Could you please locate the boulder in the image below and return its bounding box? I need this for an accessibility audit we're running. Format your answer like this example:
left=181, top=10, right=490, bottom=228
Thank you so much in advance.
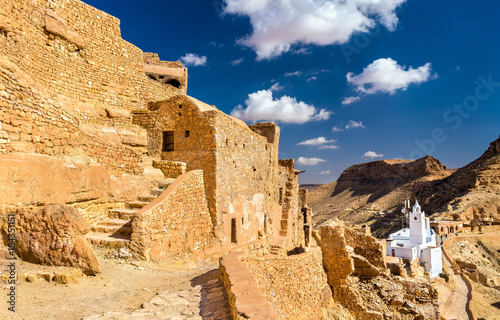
left=4, top=204, right=100, bottom=274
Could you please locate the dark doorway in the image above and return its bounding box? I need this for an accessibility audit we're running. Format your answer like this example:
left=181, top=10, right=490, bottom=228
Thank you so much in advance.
left=231, top=218, right=237, bottom=244
left=162, top=131, right=174, bottom=152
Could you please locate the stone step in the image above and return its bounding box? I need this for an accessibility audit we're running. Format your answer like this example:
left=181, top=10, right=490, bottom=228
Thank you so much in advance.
left=108, top=209, right=137, bottom=220
left=138, top=195, right=157, bottom=202
left=128, top=201, right=149, bottom=209
left=91, top=224, right=132, bottom=236
left=98, top=218, right=132, bottom=227
left=86, top=232, right=130, bottom=248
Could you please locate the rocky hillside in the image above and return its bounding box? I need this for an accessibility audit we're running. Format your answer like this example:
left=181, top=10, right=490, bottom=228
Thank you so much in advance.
left=309, top=156, right=450, bottom=234
left=415, top=134, right=500, bottom=222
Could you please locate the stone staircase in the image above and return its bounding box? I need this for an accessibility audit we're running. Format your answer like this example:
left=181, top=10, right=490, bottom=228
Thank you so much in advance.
left=86, top=183, right=170, bottom=249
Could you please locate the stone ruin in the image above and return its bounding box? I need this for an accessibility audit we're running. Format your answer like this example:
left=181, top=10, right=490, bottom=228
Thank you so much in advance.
left=0, top=0, right=440, bottom=318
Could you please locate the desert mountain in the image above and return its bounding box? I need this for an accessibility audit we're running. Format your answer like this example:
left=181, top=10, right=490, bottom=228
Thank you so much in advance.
left=309, top=155, right=451, bottom=234
left=415, top=134, right=500, bottom=223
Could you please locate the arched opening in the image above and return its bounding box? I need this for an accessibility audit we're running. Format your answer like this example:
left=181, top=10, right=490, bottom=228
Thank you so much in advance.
left=450, top=226, right=454, bottom=233
left=166, top=79, right=181, bottom=88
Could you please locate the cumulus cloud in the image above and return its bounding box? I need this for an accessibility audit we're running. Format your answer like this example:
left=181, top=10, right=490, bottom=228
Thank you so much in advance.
left=230, top=87, right=331, bottom=124
left=332, top=120, right=365, bottom=131
left=230, top=58, right=244, bottom=66
left=223, top=0, right=407, bottom=60
left=180, top=53, right=207, bottom=67
left=307, top=76, right=317, bottom=82
left=297, top=157, right=327, bottom=166
left=345, top=120, right=365, bottom=129
left=297, top=136, right=336, bottom=146
left=362, top=151, right=384, bottom=159
left=344, top=58, right=436, bottom=103
left=319, top=170, right=331, bottom=174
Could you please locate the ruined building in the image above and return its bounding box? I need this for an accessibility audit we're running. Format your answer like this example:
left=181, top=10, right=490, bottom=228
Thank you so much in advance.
left=0, top=0, right=311, bottom=261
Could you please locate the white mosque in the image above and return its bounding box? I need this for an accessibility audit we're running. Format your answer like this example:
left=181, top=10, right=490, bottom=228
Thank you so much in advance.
left=386, top=201, right=442, bottom=278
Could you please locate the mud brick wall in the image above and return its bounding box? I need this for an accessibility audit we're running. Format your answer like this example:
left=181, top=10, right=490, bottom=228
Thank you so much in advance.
left=276, top=161, right=306, bottom=250
left=0, top=67, right=142, bottom=176
left=0, top=0, right=184, bottom=128
left=130, top=170, right=216, bottom=261
left=242, top=248, right=330, bottom=320
left=145, top=95, right=284, bottom=250
left=152, top=160, right=186, bottom=179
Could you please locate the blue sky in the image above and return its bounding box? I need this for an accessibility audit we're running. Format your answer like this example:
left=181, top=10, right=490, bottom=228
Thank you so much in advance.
left=85, top=0, right=500, bottom=184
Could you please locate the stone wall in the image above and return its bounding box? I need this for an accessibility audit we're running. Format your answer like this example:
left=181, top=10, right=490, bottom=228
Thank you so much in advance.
left=152, top=160, right=187, bottom=179
left=0, top=65, right=143, bottom=176
left=219, top=252, right=279, bottom=320
left=242, top=248, right=331, bottom=320
left=130, top=170, right=217, bottom=261
left=0, top=0, right=184, bottom=128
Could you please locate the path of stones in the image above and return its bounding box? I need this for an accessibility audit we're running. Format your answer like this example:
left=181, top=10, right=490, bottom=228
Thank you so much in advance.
left=84, top=270, right=232, bottom=320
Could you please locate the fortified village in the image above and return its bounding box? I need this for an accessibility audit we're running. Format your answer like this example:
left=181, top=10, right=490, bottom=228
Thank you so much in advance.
left=0, top=1, right=447, bottom=319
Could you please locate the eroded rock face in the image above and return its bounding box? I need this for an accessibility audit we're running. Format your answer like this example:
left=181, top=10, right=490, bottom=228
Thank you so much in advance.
left=319, top=223, right=440, bottom=320
left=416, top=134, right=500, bottom=222
left=308, top=156, right=450, bottom=230
left=0, top=153, right=151, bottom=206
left=3, top=204, right=100, bottom=275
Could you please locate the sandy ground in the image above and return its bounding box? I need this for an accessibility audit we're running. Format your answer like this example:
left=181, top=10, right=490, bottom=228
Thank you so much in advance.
left=0, top=248, right=218, bottom=320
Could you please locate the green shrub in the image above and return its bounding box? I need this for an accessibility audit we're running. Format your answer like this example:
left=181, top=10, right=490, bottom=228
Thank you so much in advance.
left=439, top=272, right=450, bottom=282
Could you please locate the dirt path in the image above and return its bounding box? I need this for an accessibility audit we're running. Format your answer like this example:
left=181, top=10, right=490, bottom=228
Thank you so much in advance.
left=436, top=238, right=470, bottom=320
left=0, top=250, right=223, bottom=320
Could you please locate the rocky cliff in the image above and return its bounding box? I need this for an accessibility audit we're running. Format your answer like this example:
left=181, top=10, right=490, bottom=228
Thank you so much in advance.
left=415, top=134, right=500, bottom=222
left=309, top=156, right=450, bottom=235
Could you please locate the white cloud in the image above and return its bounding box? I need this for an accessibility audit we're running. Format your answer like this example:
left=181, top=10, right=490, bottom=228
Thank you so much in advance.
left=319, top=170, right=331, bottom=175
left=180, top=53, right=207, bottom=67
left=345, top=58, right=436, bottom=101
left=341, top=96, right=362, bottom=105
left=223, top=0, right=407, bottom=60
left=307, top=76, right=317, bottom=82
left=297, top=136, right=336, bottom=146
left=285, top=70, right=302, bottom=77
left=362, top=151, right=384, bottom=159
left=297, top=157, right=326, bottom=166
left=270, top=82, right=284, bottom=91
left=345, top=120, right=365, bottom=129
left=332, top=120, right=365, bottom=131
left=319, top=145, right=339, bottom=150
left=230, top=58, right=244, bottom=66
left=230, top=88, right=331, bottom=124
